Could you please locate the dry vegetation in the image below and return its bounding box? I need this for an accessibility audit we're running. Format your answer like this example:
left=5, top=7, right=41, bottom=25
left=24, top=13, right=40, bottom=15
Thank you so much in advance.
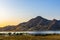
left=0, top=35, right=60, bottom=40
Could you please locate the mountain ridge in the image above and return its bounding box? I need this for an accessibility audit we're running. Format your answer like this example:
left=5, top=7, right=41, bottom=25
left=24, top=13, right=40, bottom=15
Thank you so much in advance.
left=0, top=16, right=60, bottom=31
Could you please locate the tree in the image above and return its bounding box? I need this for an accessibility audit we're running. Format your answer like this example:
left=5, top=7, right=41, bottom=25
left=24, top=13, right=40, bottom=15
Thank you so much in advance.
left=8, top=33, right=11, bottom=35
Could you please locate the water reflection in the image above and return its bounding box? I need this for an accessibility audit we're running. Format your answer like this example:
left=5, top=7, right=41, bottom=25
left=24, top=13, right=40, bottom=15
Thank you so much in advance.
left=0, top=31, right=60, bottom=34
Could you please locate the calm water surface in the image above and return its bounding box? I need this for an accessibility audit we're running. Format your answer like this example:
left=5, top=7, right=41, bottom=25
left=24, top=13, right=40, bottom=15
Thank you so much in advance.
left=0, top=31, right=60, bottom=34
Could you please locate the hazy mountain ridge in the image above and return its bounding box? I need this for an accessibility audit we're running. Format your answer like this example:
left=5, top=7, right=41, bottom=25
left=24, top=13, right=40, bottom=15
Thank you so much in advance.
left=0, top=16, right=60, bottom=31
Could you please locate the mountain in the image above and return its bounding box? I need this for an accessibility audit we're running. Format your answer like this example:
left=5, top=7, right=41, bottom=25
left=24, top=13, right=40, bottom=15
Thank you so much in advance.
left=16, top=16, right=50, bottom=31
left=0, top=25, right=16, bottom=31
left=0, top=16, right=60, bottom=31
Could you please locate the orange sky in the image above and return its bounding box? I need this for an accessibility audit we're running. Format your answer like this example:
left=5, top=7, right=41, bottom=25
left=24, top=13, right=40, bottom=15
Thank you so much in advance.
left=0, top=18, right=29, bottom=27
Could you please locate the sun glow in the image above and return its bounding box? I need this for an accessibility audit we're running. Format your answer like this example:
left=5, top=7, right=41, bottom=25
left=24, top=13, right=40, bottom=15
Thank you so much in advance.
left=0, top=16, right=28, bottom=27
left=0, top=21, right=17, bottom=27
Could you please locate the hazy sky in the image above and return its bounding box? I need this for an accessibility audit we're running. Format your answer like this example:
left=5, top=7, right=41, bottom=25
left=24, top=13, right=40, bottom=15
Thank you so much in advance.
left=0, top=0, right=60, bottom=27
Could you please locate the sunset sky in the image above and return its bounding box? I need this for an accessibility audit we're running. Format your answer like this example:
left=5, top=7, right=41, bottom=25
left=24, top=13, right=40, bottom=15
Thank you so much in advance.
left=0, top=0, right=60, bottom=27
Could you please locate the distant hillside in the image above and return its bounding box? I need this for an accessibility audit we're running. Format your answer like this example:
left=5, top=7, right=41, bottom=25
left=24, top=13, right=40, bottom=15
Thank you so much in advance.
left=0, top=16, right=60, bottom=31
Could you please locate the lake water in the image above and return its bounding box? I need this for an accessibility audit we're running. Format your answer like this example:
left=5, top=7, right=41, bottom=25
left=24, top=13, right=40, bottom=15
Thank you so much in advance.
left=0, top=31, right=60, bottom=34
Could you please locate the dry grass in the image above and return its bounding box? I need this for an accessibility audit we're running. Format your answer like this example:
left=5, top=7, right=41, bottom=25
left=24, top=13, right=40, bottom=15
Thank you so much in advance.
left=0, top=35, right=60, bottom=40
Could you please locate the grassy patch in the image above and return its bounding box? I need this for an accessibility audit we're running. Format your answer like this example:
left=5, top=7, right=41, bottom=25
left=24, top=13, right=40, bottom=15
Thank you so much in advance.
left=0, top=35, right=60, bottom=40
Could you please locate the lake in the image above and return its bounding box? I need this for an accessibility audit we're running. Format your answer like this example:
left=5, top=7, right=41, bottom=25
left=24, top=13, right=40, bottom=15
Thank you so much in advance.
left=0, top=31, right=60, bottom=34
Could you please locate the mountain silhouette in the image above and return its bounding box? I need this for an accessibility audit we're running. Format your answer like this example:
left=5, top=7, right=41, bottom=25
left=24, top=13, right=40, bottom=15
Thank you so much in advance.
left=0, top=16, right=60, bottom=31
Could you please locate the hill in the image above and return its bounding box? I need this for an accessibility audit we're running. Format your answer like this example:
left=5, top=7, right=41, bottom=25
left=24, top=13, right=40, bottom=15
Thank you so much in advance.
left=0, top=16, right=60, bottom=31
